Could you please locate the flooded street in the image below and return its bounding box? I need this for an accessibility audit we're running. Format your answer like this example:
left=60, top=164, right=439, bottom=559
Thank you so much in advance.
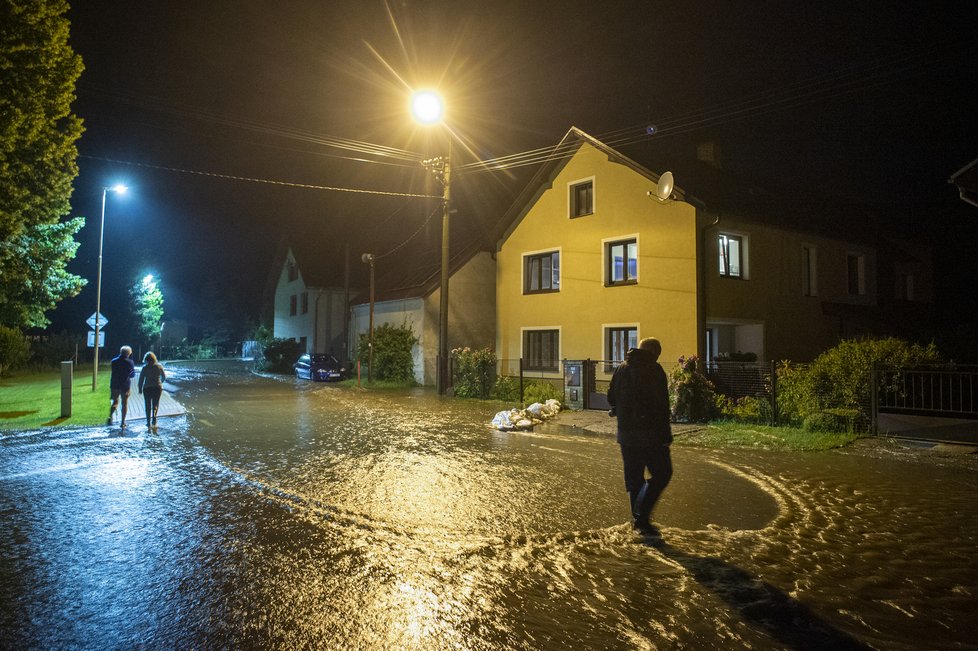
left=2, top=362, right=976, bottom=649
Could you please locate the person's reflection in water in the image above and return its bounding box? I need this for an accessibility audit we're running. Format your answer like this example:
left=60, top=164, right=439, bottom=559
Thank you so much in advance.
left=646, top=537, right=874, bottom=650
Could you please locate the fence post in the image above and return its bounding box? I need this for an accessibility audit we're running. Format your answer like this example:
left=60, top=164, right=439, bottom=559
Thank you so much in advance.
left=770, top=359, right=779, bottom=426
left=870, top=362, right=878, bottom=436
left=519, top=357, right=525, bottom=407
left=60, top=361, right=73, bottom=418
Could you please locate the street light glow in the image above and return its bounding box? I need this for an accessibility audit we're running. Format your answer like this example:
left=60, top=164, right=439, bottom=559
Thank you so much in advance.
left=411, top=90, right=444, bottom=125
left=110, top=184, right=128, bottom=194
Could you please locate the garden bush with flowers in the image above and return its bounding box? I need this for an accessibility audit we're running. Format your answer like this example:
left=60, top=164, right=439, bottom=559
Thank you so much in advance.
left=668, top=355, right=718, bottom=423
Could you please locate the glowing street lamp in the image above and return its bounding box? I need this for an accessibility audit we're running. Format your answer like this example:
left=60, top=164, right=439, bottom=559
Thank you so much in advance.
left=411, top=90, right=451, bottom=394
left=92, top=184, right=127, bottom=391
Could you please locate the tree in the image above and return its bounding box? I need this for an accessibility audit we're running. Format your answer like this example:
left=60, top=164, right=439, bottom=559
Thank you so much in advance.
left=0, top=1, right=86, bottom=328
left=130, top=274, right=164, bottom=348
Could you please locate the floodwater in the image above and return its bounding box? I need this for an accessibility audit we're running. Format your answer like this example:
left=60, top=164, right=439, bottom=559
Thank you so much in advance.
left=1, top=362, right=976, bottom=649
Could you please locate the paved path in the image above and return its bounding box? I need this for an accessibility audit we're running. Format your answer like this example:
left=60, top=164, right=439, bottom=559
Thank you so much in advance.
left=111, top=385, right=185, bottom=425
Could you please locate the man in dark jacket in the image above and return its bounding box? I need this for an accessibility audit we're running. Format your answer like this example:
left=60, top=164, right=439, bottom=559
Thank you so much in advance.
left=107, top=345, right=135, bottom=428
left=606, top=337, right=673, bottom=536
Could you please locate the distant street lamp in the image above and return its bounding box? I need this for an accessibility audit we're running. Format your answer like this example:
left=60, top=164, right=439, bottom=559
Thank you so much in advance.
left=361, top=253, right=375, bottom=382
left=92, top=184, right=127, bottom=391
left=411, top=90, right=451, bottom=395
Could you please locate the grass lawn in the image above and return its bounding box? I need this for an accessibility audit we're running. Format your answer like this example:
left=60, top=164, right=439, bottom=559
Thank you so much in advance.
left=0, top=368, right=113, bottom=432
left=677, top=420, right=864, bottom=451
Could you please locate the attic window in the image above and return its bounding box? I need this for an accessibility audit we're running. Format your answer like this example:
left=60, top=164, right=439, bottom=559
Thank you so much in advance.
left=569, top=179, right=594, bottom=218
left=287, top=261, right=298, bottom=282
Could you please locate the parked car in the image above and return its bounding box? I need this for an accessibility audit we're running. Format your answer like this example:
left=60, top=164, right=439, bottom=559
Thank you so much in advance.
left=293, top=353, right=345, bottom=382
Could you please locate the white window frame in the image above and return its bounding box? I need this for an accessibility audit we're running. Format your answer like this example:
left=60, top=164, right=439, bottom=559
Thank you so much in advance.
left=603, top=323, right=639, bottom=372
left=568, top=176, right=595, bottom=218
left=718, top=231, right=750, bottom=279
left=602, top=234, right=640, bottom=286
left=522, top=247, right=562, bottom=294
left=521, top=326, right=562, bottom=373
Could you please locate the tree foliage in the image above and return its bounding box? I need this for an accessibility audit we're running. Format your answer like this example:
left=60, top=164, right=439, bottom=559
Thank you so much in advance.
left=0, top=324, right=31, bottom=375
left=0, top=0, right=86, bottom=328
left=668, top=355, right=718, bottom=423
left=451, top=346, right=497, bottom=399
left=776, top=337, right=943, bottom=428
left=356, top=323, right=418, bottom=383
left=129, top=275, right=164, bottom=347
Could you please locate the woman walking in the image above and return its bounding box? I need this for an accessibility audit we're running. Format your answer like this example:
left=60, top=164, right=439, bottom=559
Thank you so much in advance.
left=137, top=352, right=166, bottom=429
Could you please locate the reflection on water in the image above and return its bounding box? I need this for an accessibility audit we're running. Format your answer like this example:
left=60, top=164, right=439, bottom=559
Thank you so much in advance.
left=1, top=361, right=976, bottom=649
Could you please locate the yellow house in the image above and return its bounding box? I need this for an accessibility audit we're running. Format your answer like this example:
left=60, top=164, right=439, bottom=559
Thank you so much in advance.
left=495, top=128, right=932, bottom=397
left=495, top=128, right=700, bottom=379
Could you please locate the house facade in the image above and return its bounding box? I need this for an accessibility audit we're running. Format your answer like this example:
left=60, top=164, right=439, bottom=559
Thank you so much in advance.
left=495, top=134, right=700, bottom=374
left=273, top=247, right=349, bottom=358
left=349, top=249, right=496, bottom=385
left=495, top=128, right=932, bottom=378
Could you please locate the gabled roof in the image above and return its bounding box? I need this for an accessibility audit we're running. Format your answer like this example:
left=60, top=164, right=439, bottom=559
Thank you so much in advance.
left=950, top=157, right=978, bottom=209
left=496, top=127, right=686, bottom=248
left=357, top=238, right=487, bottom=304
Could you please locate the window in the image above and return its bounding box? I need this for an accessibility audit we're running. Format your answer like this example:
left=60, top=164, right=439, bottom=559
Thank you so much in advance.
left=718, top=234, right=743, bottom=278
left=524, top=251, right=560, bottom=293
left=606, top=239, right=638, bottom=285
left=801, top=245, right=817, bottom=296
left=898, top=273, right=915, bottom=301
left=606, top=327, right=637, bottom=370
left=289, top=294, right=297, bottom=316
left=569, top=179, right=593, bottom=218
left=847, top=254, right=866, bottom=295
left=523, top=329, right=559, bottom=372
left=287, top=261, right=298, bottom=282
left=301, top=291, right=309, bottom=314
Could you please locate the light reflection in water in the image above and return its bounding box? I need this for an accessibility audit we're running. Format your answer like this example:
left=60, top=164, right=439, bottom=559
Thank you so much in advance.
left=1, top=362, right=976, bottom=649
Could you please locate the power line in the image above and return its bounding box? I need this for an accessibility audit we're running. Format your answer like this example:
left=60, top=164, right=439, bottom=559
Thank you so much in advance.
left=80, top=154, right=442, bottom=200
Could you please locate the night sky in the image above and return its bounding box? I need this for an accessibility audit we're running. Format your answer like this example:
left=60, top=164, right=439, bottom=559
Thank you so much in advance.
left=52, top=1, right=978, bottom=345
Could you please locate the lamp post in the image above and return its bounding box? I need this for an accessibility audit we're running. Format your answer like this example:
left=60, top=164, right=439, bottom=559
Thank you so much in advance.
left=361, top=253, right=375, bottom=382
left=411, top=90, right=451, bottom=395
left=92, top=184, right=127, bottom=391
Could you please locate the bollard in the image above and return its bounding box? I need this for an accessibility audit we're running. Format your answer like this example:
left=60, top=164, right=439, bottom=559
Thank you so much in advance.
left=60, top=361, right=73, bottom=418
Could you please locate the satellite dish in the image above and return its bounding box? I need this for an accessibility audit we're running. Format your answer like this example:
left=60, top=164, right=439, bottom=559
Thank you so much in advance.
left=655, top=171, right=674, bottom=201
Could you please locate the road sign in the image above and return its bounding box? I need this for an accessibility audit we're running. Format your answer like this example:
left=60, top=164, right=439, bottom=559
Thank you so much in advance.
left=87, top=330, right=105, bottom=348
left=86, top=312, right=108, bottom=329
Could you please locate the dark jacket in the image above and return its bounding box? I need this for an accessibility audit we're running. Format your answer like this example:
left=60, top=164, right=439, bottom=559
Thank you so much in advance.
left=109, top=355, right=135, bottom=391
left=607, top=348, right=672, bottom=446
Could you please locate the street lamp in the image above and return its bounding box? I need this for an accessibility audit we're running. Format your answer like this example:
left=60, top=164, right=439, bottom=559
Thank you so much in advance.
left=92, top=184, right=127, bottom=391
left=361, top=253, right=375, bottom=382
left=411, top=90, right=451, bottom=395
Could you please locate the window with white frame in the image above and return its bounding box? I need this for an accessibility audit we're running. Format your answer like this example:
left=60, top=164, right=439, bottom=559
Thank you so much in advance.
left=524, top=250, right=560, bottom=293
left=847, top=253, right=866, bottom=295
left=289, top=294, right=297, bottom=316
left=606, top=326, right=637, bottom=370
left=301, top=291, right=309, bottom=314
left=718, top=233, right=744, bottom=278
left=801, top=245, right=818, bottom=296
left=523, top=329, right=559, bottom=371
left=606, top=238, right=638, bottom=285
left=569, top=179, right=594, bottom=218
left=287, top=261, right=298, bottom=282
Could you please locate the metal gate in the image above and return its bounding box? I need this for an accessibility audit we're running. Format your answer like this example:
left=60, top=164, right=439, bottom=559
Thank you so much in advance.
left=873, top=365, right=978, bottom=444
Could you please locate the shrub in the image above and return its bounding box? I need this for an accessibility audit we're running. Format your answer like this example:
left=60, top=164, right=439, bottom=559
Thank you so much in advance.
left=777, top=337, right=942, bottom=428
left=0, top=325, right=31, bottom=376
left=452, top=346, right=497, bottom=399
left=356, top=323, right=418, bottom=383
left=668, top=355, right=717, bottom=422
left=716, top=394, right=770, bottom=423
left=259, top=337, right=303, bottom=374
left=491, top=375, right=522, bottom=402
left=31, top=331, right=81, bottom=367
left=523, top=380, right=561, bottom=405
